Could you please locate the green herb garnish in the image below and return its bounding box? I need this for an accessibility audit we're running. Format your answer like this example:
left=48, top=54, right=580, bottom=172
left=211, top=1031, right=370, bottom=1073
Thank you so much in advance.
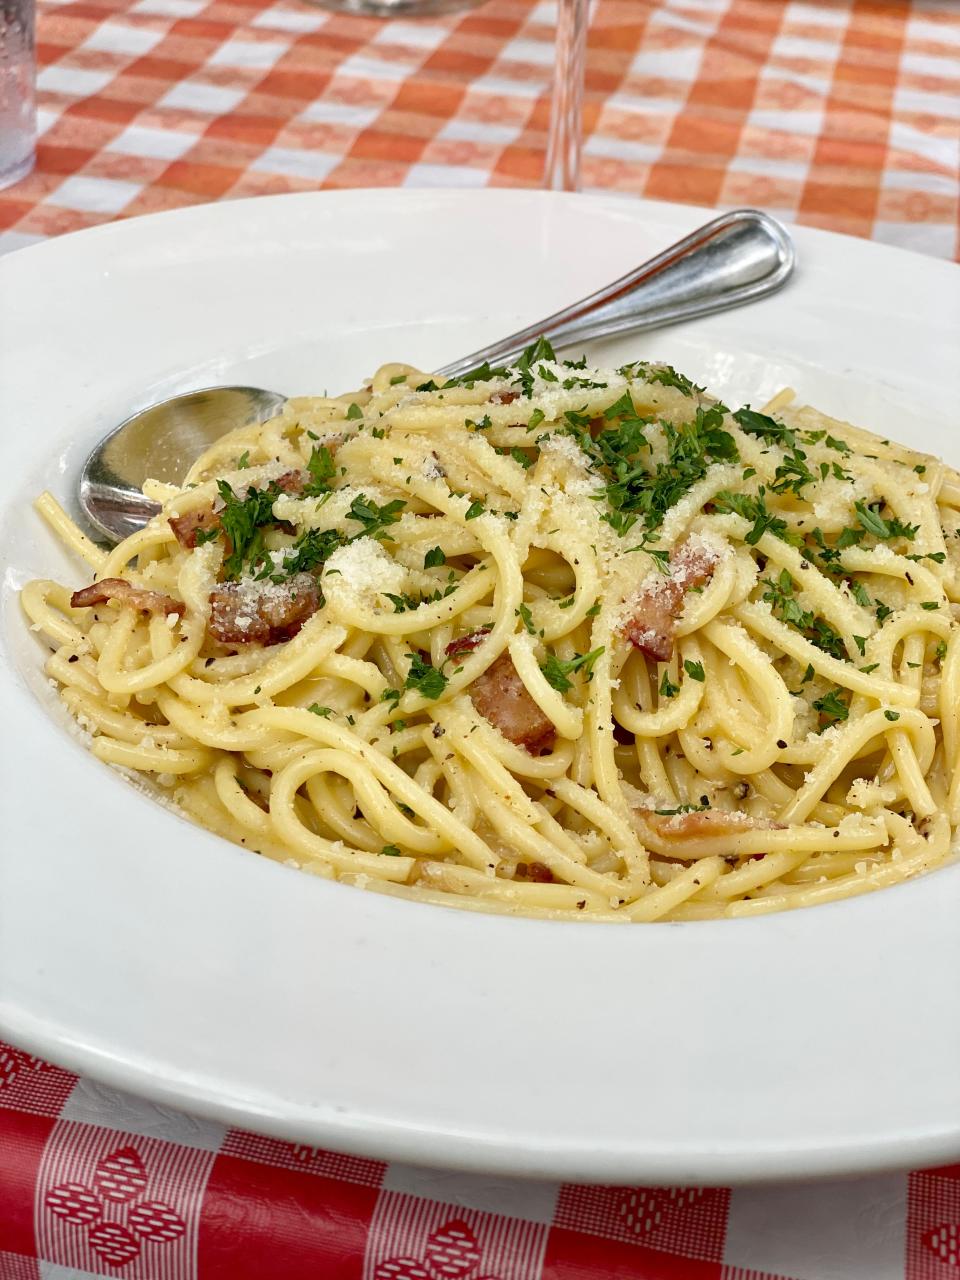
left=517, top=603, right=536, bottom=634
left=540, top=646, right=605, bottom=693
left=812, top=688, right=849, bottom=728
left=404, top=652, right=448, bottom=700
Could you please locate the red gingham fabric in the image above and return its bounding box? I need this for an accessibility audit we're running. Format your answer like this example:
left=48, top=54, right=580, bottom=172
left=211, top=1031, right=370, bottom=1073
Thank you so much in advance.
left=0, top=0, right=958, bottom=258
left=1, top=1039, right=958, bottom=1278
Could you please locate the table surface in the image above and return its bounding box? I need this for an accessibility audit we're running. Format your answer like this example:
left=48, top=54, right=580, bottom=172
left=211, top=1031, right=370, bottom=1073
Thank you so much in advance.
left=1, top=1035, right=959, bottom=1279
left=2, top=0, right=959, bottom=1275
left=0, top=0, right=957, bottom=259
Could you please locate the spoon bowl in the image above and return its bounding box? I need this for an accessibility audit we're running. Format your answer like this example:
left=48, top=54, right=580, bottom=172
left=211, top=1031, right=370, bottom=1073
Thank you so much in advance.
left=78, top=208, right=795, bottom=546
left=79, top=386, right=287, bottom=543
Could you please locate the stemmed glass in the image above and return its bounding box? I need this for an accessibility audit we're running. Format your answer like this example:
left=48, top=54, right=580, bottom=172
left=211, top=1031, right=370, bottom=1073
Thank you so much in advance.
left=543, top=0, right=588, bottom=192
left=308, top=0, right=589, bottom=192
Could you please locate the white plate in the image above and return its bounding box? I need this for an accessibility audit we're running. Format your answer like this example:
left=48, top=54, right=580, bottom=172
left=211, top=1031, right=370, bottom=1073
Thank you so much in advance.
left=1, top=190, right=959, bottom=1184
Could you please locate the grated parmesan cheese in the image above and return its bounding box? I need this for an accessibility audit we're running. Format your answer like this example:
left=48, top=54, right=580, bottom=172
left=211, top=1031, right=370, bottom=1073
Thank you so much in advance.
left=322, top=536, right=407, bottom=606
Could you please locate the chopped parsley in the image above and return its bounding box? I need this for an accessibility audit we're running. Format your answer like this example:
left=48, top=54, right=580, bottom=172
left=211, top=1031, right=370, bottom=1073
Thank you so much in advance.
left=346, top=402, right=363, bottom=420
left=383, top=592, right=417, bottom=613
left=825, top=434, right=851, bottom=454
left=760, top=569, right=846, bottom=659
left=513, top=336, right=558, bottom=397
left=540, top=646, right=604, bottom=693
left=404, top=652, right=447, bottom=700
left=307, top=704, right=333, bottom=717
left=464, top=500, right=485, bottom=520
left=658, top=671, right=680, bottom=699
left=683, top=659, right=705, bottom=682
left=517, top=603, right=537, bottom=634
left=653, top=802, right=710, bottom=815
left=638, top=363, right=698, bottom=395
left=303, top=443, right=336, bottom=496
left=424, top=546, right=446, bottom=569
left=714, top=488, right=798, bottom=546
left=733, top=406, right=795, bottom=446
left=283, top=527, right=344, bottom=576
left=572, top=403, right=738, bottom=540
left=236, top=450, right=250, bottom=469
left=215, top=478, right=287, bottom=580
left=854, top=501, right=918, bottom=542
left=812, top=688, right=850, bottom=728
left=381, top=844, right=402, bottom=857
left=347, top=495, right=406, bottom=540
left=884, top=710, right=900, bottom=722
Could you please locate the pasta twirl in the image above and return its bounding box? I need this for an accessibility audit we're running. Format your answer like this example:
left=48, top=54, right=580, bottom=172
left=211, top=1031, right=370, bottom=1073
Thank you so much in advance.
left=22, top=344, right=960, bottom=921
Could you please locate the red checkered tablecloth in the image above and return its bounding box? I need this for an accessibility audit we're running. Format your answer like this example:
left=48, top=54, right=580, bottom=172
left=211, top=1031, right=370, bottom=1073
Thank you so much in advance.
left=2, top=0, right=960, bottom=1274
left=1, top=1038, right=959, bottom=1278
left=0, top=0, right=957, bottom=256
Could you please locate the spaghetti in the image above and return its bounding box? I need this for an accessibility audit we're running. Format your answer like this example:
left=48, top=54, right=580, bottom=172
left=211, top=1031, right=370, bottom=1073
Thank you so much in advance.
left=22, top=341, right=960, bottom=921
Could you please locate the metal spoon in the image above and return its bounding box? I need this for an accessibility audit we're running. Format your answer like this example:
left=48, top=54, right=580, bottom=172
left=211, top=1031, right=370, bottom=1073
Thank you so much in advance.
left=79, top=207, right=795, bottom=544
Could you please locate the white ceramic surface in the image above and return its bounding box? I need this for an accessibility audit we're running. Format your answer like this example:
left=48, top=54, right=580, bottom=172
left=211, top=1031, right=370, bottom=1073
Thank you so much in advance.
left=1, top=190, right=958, bottom=1183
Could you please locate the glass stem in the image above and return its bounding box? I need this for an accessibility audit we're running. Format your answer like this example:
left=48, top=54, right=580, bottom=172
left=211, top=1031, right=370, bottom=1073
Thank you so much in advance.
left=544, top=0, right=588, bottom=192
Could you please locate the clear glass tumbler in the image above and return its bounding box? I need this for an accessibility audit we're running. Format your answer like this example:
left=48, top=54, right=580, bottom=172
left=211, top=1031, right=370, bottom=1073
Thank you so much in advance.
left=0, top=0, right=36, bottom=190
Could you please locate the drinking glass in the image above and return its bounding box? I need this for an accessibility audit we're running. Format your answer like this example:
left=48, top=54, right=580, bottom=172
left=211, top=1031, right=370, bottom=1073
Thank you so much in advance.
left=544, top=0, right=587, bottom=192
left=0, top=0, right=35, bottom=189
left=314, top=0, right=483, bottom=15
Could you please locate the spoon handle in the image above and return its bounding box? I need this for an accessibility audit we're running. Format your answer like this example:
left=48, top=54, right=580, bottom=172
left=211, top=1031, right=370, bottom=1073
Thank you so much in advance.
left=434, top=208, right=795, bottom=380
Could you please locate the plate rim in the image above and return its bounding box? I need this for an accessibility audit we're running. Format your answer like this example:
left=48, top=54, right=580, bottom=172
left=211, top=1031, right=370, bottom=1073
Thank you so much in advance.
left=2, top=187, right=959, bottom=1183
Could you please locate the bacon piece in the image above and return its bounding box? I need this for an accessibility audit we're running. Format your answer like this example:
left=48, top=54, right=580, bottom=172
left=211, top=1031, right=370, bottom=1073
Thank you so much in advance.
left=491, top=390, right=519, bottom=405
left=169, top=471, right=308, bottom=550
left=623, top=538, right=719, bottom=662
left=274, top=470, right=306, bottom=495
left=470, top=652, right=555, bottom=755
left=169, top=505, right=219, bottom=549
left=632, top=806, right=784, bottom=854
left=445, top=628, right=492, bottom=659
left=70, top=578, right=185, bottom=617
left=513, top=860, right=555, bottom=883
left=208, top=573, right=320, bottom=646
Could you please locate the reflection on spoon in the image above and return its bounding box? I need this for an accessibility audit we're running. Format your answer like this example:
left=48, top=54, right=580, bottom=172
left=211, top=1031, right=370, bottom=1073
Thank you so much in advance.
left=80, top=387, right=288, bottom=544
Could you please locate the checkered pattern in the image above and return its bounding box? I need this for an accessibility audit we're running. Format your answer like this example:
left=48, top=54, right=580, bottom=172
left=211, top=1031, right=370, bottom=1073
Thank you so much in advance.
left=0, top=0, right=957, bottom=258
left=0, top=1041, right=957, bottom=1279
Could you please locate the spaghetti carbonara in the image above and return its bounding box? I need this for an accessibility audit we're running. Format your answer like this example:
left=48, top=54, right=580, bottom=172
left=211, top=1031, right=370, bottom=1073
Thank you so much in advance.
left=22, top=340, right=960, bottom=921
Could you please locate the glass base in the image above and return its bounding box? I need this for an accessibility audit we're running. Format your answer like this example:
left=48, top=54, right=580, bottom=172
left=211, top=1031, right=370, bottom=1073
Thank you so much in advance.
left=0, top=148, right=35, bottom=193
left=306, top=0, right=484, bottom=14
